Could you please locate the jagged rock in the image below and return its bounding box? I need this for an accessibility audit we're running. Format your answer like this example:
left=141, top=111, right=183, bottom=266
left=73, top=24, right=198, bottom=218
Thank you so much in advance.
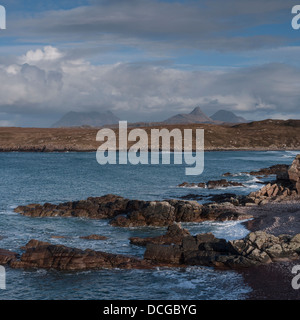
left=11, top=240, right=153, bottom=271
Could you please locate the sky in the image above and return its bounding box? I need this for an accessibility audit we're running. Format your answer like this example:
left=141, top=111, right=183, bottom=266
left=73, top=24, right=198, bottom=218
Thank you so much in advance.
left=0, top=0, right=300, bottom=127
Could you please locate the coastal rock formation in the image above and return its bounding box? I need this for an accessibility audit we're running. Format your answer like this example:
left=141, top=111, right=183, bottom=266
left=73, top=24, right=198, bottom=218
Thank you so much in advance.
left=245, top=155, right=300, bottom=205
left=244, top=164, right=290, bottom=177
left=178, top=179, right=244, bottom=189
left=14, top=194, right=129, bottom=219
left=247, top=183, right=298, bottom=205
left=15, top=195, right=249, bottom=227
left=144, top=225, right=300, bottom=268
left=10, top=239, right=152, bottom=271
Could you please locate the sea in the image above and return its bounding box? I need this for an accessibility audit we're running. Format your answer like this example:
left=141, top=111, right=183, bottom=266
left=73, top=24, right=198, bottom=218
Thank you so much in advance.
left=0, top=150, right=299, bottom=300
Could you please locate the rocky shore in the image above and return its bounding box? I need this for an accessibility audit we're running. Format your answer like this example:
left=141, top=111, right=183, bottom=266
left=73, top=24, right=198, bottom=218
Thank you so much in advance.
left=0, top=154, right=299, bottom=299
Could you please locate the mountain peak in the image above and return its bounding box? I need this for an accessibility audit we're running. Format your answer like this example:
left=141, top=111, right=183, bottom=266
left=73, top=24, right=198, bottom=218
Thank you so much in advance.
left=164, top=106, right=213, bottom=124
left=190, top=106, right=205, bottom=115
left=52, top=110, right=119, bottom=128
left=210, top=110, right=247, bottom=123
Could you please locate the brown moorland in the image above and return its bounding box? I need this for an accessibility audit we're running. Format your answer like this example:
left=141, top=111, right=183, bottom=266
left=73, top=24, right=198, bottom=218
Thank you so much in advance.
left=0, top=119, right=299, bottom=152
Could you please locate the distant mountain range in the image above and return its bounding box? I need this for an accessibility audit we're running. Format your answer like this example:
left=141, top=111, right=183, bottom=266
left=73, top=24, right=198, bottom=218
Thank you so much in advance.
left=52, top=107, right=248, bottom=128
left=164, top=107, right=248, bottom=125
left=164, top=107, right=214, bottom=124
left=52, top=111, right=120, bottom=128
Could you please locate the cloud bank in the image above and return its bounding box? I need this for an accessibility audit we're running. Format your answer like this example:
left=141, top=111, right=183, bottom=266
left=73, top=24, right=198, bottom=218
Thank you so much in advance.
left=0, top=46, right=299, bottom=126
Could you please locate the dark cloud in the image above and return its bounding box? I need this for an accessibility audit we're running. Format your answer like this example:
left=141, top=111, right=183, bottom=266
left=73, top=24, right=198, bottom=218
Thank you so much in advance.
left=3, top=0, right=296, bottom=52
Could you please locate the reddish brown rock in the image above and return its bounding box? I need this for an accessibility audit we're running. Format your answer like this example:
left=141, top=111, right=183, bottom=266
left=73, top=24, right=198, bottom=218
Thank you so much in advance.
left=11, top=240, right=153, bottom=271
left=80, top=234, right=108, bottom=240
left=0, top=248, right=19, bottom=265
left=130, top=223, right=190, bottom=246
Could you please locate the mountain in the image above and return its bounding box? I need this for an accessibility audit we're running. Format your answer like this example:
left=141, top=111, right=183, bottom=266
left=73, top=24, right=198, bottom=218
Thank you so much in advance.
left=52, top=111, right=120, bottom=128
left=210, top=110, right=247, bottom=123
left=164, top=107, right=214, bottom=124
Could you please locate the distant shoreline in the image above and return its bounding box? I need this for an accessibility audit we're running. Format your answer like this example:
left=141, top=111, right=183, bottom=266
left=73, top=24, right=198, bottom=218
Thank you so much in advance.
left=0, top=147, right=300, bottom=153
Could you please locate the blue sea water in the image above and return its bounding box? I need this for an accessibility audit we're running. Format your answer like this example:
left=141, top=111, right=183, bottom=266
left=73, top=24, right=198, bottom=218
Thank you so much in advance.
left=0, top=150, right=299, bottom=300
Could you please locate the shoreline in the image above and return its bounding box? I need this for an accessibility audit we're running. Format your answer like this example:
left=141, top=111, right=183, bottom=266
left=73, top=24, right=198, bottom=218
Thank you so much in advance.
left=0, top=148, right=300, bottom=153
left=237, top=201, right=300, bottom=300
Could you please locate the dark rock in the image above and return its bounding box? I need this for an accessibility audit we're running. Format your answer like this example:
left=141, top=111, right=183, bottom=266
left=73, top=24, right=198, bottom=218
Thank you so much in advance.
left=14, top=194, right=129, bottom=219
left=245, top=164, right=290, bottom=177
left=177, top=180, right=244, bottom=189
left=206, top=179, right=244, bottom=189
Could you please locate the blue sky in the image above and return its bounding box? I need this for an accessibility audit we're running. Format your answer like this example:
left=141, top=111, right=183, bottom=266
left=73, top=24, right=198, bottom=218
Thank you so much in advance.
left=0, top=0, right=300, bottom=126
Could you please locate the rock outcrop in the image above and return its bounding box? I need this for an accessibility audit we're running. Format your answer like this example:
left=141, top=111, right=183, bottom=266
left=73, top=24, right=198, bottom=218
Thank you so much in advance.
left=144, top=225, right=300, bottom=268
left=245, top=155, right=300, bottom=205
left=15, top=195, right=249, bottom=227
left=14, top=194, right=129, bottom=219
left=178, top=179, right=244, bottom=189
left=10, top=240, right=152, bottom=271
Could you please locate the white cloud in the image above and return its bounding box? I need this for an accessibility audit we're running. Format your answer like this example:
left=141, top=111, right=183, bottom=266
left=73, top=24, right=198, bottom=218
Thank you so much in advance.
left=0, top=46, right=300, bottom=125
